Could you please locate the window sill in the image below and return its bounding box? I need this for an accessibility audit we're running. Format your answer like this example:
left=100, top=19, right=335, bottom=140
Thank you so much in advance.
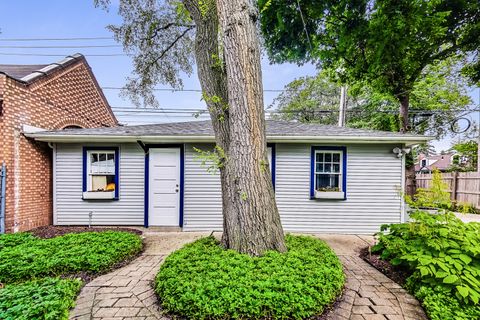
left=313, top=191, right=345, bottom=200
left=82, top=191, right=117, bottom=200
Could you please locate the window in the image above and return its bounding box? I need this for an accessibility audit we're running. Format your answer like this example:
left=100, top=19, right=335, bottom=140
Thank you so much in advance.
left=311, top=147, right=346, bottom=200
left=420, top=159, right=427, bottom=167
left=83, top=147, right=119, bottom=200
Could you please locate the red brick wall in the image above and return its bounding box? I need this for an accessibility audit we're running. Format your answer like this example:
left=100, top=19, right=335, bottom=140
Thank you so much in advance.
left=0, top=60, right=117, bottom=232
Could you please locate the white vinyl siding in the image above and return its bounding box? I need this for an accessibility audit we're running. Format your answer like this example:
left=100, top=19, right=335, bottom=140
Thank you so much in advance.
left=183, top=143, right=402, bottom=234
left=183, top=144, right=223, bottom=230
left=54, top=143, right=144, bottom=225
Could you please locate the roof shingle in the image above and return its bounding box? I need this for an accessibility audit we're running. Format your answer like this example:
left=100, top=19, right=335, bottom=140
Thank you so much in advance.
left=38, top=119, right=427, bottom=139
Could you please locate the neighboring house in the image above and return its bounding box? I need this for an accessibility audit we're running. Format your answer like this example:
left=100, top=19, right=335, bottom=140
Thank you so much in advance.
left=26, top=120, right=429, bottom=234
left=415, top=153, right=456, bottom=173
left=0, top=54, right=117, bottom=233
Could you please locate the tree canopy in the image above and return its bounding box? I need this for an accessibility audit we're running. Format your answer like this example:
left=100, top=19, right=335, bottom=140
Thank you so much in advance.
left=260, top=0, right=480, bottom=131
left=272, top=57, right=474, bottom=139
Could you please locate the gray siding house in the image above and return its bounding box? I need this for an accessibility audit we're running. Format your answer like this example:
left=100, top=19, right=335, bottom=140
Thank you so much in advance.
left=26, top=120, right=429, bottom=234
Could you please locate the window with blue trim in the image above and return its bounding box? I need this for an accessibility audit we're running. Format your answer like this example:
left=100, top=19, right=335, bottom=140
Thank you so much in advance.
left=311, top=147, right=346, bottom=200
left=83, top=147, right=119, bottom=200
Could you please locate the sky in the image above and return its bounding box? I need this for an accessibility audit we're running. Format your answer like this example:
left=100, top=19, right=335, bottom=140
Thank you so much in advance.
left=0, top=1, right=478, bottom=152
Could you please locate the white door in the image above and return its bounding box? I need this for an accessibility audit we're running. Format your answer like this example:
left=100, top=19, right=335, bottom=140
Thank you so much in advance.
left=149, top=148, right=180, bottom=226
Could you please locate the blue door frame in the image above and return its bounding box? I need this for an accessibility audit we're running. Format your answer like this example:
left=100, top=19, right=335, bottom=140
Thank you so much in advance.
left=143, top=144, right=184, bottom=228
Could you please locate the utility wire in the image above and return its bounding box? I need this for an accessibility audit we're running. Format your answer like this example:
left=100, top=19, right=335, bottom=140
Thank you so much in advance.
left=0, top=36, right=114, bottom=41
left=0, top=52, right=127, bottom=57
left=0, top=45, right=121, bottom=49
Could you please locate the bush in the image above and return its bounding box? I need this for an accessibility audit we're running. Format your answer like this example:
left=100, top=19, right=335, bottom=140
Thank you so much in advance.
left=373, top=211, right=480, bottom=319
left=0, top=277, right=81, bottom=320
left=0, top=231, right=143, bottom=283
left=155, top=235, right=344, bottom=319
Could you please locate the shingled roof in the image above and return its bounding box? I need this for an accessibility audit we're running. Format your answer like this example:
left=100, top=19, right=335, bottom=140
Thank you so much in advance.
left=25, top=120, right=431, bottom=145
left=0, top=53, right=85, bottom=84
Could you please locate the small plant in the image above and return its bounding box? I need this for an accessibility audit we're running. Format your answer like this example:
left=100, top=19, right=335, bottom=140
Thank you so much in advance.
left=407, top=168, right=452, bottom=210
left=0, top=277, right=81, bottom=320
left=155, top=235, right=344, bottom=319
left=373, top=211, right=480, bottom=319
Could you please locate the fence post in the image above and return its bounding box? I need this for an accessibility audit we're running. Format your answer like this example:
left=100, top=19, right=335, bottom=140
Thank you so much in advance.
left=450, top=171, right=458, bottom=202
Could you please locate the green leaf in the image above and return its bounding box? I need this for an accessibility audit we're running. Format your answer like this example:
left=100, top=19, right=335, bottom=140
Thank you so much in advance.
left=456, top=286, right=469, bottom=298
left=443, top=275, right=458, bottom=284
left=458, top=254, right=472, bottom=265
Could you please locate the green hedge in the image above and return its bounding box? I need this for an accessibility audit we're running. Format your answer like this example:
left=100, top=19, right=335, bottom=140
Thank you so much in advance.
left=0, top=231, right=143, bottom=283
left=0, top=278, right=81, bottom=320
left=155, top=235, right=344, bottom=319
left=373, top=211, right=480, bottom=320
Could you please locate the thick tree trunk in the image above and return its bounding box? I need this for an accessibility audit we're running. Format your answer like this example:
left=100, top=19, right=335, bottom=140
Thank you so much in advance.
left=184, top=0, right=286, bottom=256
left=399, top=94, right=410, bottom=133
left=216, top=0, right=286, bottom=255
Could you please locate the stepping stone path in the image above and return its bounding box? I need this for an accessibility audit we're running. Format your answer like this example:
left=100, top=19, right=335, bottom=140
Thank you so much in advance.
left=70, top=233, right=427, bottom=320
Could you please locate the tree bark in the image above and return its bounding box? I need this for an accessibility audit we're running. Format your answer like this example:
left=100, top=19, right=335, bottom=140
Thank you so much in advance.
left=184, top=0, right=286, bottom=256
left=399, top=94, right=410, bottom=133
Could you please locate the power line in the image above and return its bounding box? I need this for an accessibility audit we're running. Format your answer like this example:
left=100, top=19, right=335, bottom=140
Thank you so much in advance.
left=0, top=37, right=114, bottom=41
left=104, top=87, right=286, bottom=93
left=0, top=52, right=127, bottom=57
left=0, top=45, right=121, bottom=49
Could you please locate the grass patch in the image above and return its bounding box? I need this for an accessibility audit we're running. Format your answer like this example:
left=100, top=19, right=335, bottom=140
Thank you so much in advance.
left=373, top=211, right=480, bottom=320
left=155, top=234, right=344, bottom=319
left=0, top=231, right=143, bottom=283
left=0, top=277, right=81, bottom=320
left=0, top=230, right=143, bottom=319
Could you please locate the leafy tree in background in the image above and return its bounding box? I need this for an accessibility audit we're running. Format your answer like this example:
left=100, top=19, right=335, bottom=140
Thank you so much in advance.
left=448, top=140, right=478, bottom=172
left=260, top=0, right=480, bottom=132
left=272, top=57, right=474, bottom=139
left=95, top=0, right=286, bottom=255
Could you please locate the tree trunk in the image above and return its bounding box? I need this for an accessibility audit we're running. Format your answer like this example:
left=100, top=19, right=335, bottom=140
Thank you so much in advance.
left=399, top=94, right=410, bottom=133
left=184, top=0, right=286, bottom=256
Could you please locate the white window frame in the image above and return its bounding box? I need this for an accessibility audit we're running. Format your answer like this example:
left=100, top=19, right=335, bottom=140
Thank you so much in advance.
left=83, top=150, right=117, bottom=200
left=314, top=150, right=345, bottom=199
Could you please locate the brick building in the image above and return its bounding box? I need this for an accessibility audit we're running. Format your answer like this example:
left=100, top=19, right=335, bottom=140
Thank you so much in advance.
left=0, top=53, right=117, bottom=233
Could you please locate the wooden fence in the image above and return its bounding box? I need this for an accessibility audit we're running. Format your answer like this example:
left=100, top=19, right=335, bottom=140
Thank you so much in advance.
left=413, top=172, right=480, bottom=209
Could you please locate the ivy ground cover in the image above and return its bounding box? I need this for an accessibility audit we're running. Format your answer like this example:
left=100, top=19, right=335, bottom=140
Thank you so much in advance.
left=155, top=234, right=345, bottom=319
left=0, top=230, right=143, bottom=320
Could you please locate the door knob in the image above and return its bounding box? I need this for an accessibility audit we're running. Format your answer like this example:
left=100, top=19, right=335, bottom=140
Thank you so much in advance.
left=175, top=188, right=179, bottom=192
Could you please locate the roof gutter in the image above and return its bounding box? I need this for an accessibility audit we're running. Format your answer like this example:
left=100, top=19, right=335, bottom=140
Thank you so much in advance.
left=24, top=133, right=431, bottom=145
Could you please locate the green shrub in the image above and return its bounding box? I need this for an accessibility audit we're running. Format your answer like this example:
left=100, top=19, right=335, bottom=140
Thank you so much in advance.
left=407, top=168, right=452, bottom=210
left=0, top=277, right=82, bottom=320
left=155, top=235, right=344, bottom=319
left=373, top=211, right=480, bottom=319
left=0, top=233, right=37, bottom=250
left=414, top=285, right=480, bottom=320
left=0, top=231, right=143, bottom=283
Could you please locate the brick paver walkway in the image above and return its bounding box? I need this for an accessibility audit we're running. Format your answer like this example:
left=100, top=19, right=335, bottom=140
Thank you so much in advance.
left=70, top=233, right=426, bottom=320
left=69, top=232, right=207, bottom=320
left=321, top=235, right=427, bottom=320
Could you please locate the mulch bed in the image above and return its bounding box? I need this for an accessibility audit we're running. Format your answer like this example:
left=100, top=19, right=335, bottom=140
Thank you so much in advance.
left=29, top=225, right=143, bottom=239
left=359, top=247, right=410, bottom=286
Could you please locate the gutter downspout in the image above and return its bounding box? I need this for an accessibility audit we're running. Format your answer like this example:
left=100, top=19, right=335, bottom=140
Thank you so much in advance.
left=401, top=146, right=407, bottom=223
left=1, top=162, right=6, bottom=234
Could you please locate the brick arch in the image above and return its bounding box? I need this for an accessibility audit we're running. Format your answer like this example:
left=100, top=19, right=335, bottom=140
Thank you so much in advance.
left=53, top=118, right=90, bottom=130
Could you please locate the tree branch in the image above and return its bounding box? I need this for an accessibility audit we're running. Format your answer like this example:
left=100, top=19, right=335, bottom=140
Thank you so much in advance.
left=150, top=26, right=195, bottom=66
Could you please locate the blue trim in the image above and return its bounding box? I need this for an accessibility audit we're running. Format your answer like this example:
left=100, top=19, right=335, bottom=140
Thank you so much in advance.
left=267, top=143, right=276, bottom=188
left=144, top=153, right=149, bottom=227
left=310, top=146, right=347, bottom=200
left=142, top=144, right=184, bottom=228
left=82, top=146, right=119, bottom=200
